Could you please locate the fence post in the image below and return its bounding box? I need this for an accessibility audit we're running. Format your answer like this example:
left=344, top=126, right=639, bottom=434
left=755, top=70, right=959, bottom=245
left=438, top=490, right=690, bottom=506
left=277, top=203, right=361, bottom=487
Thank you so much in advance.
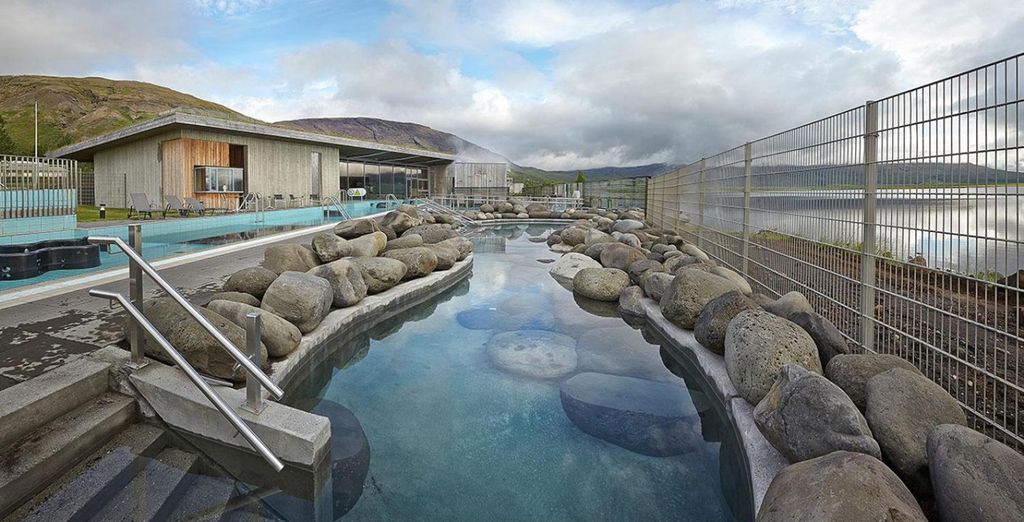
left=127, top=223, right=146, bottom=367
left=697, top=158, right=706, bottom=249
left=861, top=101, right=879, bottom=352
left=242, top=311, right=266, bottom=414
left=742, top=143, right=752, bottom=278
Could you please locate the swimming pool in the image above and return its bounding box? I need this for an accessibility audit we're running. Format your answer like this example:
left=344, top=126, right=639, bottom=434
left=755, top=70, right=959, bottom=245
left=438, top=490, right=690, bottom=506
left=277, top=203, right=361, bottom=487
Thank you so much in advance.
left=0, top=200, right=401, bottom=291
left=253, top=224, right=751, bottom=520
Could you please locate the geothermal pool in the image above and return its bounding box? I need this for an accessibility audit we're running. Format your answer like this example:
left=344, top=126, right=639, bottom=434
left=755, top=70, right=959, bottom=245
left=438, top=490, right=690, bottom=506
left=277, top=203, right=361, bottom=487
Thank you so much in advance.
left=285, top=224, right=750, bottom=521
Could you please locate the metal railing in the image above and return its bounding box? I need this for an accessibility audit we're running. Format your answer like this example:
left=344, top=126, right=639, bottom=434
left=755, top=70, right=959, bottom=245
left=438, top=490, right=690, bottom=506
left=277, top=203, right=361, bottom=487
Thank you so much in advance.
left=645, top=52, right=1023, bottom=449
left=384, top=193, right=400, bottom=209
left=582, top=176, right=649, bottom=209
left=1, top=155, right=79, bottom=219
left=323, top=193, right=351, bottom=220
left=420, top=198, right=472, bottom=223
left=431, top=193, right=583, bottom=212
left=88, top=225, right=285, bottom=471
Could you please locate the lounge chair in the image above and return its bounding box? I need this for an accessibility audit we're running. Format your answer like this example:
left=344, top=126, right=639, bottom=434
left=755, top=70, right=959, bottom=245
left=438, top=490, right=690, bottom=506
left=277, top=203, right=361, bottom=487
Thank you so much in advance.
left=184, top=197, right=228, bottom=216
left=267, top=194, right=285, bottom=210
left=288, top=194, right=304, bottom=207
left=165, top=195, right=191, bottom=217
left=309, top=193, right=321, bottom=206
left=128, top=193, right=160, bottom=219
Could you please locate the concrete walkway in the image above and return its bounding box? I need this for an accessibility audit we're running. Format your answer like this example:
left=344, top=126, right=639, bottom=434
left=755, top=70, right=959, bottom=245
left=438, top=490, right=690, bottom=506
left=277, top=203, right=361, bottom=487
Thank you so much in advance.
left=0, top=228, right=326, bottom=391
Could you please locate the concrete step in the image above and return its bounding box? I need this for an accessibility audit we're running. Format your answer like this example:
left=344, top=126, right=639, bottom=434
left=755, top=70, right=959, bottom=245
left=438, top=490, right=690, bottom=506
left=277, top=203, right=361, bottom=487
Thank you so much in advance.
left=162, top=473, right=241, bottom=522
left=86, top=447, right=199, bottom=522
left=17, top=423, right=168, bottom=522
left=0, top=358, right=111, bottom=449
left=0, top=392, right=136, bottom=519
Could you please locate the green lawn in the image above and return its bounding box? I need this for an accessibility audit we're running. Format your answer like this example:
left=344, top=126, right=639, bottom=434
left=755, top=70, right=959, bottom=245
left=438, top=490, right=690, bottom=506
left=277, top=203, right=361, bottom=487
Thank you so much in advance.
left=77, top=205, right=131, bottom=222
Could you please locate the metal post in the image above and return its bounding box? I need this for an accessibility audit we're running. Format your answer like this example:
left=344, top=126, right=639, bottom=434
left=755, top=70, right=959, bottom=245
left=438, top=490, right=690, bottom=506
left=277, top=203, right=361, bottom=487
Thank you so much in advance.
left=861, top=101, right=879, bottom=352
left=243, top=311, right=266, bottom=414
left=697, top=158, right=706, bottom=248
left=741, top=143, right=752, bottom=278
left=127, top=224, right=146, bottom=367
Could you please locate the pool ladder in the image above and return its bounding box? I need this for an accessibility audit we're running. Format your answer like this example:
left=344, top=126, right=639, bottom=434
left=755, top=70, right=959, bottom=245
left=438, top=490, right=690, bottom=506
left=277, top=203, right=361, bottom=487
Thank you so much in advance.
left=322, top=193, right=351, bottom=220
left=86, top=225, right=286, bottom=472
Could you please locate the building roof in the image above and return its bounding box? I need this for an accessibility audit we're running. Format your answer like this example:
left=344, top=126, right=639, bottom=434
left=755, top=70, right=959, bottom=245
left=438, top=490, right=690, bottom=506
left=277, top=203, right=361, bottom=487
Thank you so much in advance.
left=48, top=111, right=456, bottom=166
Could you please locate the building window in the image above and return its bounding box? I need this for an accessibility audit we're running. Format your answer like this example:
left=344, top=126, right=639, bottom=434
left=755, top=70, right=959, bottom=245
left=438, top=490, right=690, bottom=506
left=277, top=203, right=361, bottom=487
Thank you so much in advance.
left=194, top=166, right=244, bottom=193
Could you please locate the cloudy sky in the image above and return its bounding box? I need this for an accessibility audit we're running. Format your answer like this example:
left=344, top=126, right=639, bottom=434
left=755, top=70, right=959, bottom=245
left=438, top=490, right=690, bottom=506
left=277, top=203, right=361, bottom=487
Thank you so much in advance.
left=2, top=0, right=1022, bottom=169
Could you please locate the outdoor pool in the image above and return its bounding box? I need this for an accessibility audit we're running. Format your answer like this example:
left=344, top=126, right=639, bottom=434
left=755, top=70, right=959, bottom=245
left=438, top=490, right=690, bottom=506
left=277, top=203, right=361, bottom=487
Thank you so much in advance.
left=264, top=224, right=750, bottom=520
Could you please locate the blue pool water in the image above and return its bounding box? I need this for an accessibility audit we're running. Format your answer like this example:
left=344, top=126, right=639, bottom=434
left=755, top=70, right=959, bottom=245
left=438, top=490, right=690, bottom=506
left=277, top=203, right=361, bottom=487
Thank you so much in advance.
left=277, top=224, right=750, bottom=521
left=0, top=200, right=401, bottom=292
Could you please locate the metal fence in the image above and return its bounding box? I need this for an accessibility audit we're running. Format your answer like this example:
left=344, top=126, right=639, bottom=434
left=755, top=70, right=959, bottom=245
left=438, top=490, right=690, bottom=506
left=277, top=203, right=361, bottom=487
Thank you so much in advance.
left=647, top=53, right=1023, bottom=448
left=1, top=155, right=80, bottom=219
left=583, top=176, right=648, bottom=209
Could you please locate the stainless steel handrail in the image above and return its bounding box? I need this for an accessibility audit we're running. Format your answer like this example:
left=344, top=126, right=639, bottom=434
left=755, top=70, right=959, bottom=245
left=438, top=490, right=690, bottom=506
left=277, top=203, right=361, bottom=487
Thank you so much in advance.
left=89, top=289, right=285, bottom=472
left=384, top=193, right=400, bottom=208
left=87, top=235, right=284, bottom=400
left=322, top=194, right=350, bottom=220
left=421, top=198, right=471, bottom=223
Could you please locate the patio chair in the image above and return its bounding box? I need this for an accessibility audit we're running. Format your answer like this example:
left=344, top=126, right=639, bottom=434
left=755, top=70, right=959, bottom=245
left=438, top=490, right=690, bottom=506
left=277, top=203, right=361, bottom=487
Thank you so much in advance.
left=165, top=195, right=191, bottom=217
left=268, top=194, right=285, bottom=210
left=288, top=194, right=304, bottom=207
left=128, top=193, right=160, bottom=219
left=309, top=193, right=321, bottom=206
left=184, top=197, right=228, bottom=216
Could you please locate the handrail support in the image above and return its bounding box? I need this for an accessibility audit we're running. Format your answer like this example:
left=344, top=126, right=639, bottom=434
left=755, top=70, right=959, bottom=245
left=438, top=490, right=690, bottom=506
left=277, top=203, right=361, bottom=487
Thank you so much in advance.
left=241, top=311, right=266, bottom=414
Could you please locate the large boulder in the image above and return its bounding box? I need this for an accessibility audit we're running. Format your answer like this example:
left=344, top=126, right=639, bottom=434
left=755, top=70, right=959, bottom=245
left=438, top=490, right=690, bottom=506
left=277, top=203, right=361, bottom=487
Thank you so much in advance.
left=618, top=233, right=642, bottom=249
left=757, top=451, right=926, bottom=522
left=348, top=257, right=408, bottom=294
left=496, top=201, right=514, bottom=213
left=383, top=247, right=439, bottom=279
left=379, top=210, right=420, bottom=235
left=617, top=285, right=646, bottom=318
left=680, top=243, right=709, bottom=261
left=262, top=244, right=320, bottom=274
left=560, top=227, right=587, bottom=246
left=560, top=372, right=701, bottom=456
left=764, top=291, right=814, bottom=319
left=710, top=266, right=751, bottom=294
left=207, top=291, right=260, bottom=307
left=308, top=259, right=368, bottom=308
left=422, top=243, right=459, bottom=270
left=479, top=203, right=494, bottom=213
left=486, top=330, right=577, bottom=379
left=693, top=291, right=759, bottom=355
left=143, top=297, right=268, bottom=382
left=347, top=231, right=387, bottom=257
left=825, top=353, right=923, bottom=411
left=223, top=266, right=278, bottom=298
left=611, top=219, right=644, bottom=233
left=584, top=228, right=614, bottom=245
left=640, top=272, right=674, bottom=301
left=549, top=253, right=601, bottom=286
left=865, top=368, right=967, bottom=495
left=310, top=233, right=351, bottom=263
left=627, top=259, right=665, bottom=284
left=599, top=243, right=647, bottom=271
left=525, top=202, right=548, bottom=214
left=724, top=309, right=822, bottom=404
left=573, top=267, right=630, bottom=302
left=402, top=224, right=458, bottom=244
left=333, top=218, right=377, bottom=239
left=382, top=233, right=423, bottom=252
left=261, top=271, right=334, bottom=334
left=207, top=300, right=301, bottom=358
left=754, top=364, right=880, bottom=462
left=660, top=268, right=740, bottom=329
left=927, top=424, right=1024, bottom=522
left=437, top=237, right=473, bottom=260
left=787, top=311, right=849, bottom=367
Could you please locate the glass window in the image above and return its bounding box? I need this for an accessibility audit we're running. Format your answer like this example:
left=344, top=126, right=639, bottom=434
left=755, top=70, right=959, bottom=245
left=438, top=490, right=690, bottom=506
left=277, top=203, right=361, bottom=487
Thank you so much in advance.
left=194, top=166, right=244, bottom=192
left=394, top=167, right=407, bottom=198
left=365, top=163, right=380, bottom=196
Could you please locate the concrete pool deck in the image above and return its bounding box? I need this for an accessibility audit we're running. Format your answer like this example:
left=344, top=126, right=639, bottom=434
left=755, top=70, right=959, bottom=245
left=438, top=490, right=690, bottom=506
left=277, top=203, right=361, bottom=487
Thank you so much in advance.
left=0, top=222, right=338, bottom=391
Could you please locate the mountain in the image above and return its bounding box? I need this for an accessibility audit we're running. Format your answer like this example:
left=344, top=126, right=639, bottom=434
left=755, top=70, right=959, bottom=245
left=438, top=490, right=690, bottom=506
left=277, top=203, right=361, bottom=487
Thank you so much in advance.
left=0, top=75, right=256, bottom=156
left=511, top=163, right=677, bottom=183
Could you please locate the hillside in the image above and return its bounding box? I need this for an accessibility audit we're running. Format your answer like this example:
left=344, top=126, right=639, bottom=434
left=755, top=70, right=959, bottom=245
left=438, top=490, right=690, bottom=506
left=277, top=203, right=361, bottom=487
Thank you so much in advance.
left=0, top=75, right=258, bottom=156
left=512, top=163, right=677, bottom=183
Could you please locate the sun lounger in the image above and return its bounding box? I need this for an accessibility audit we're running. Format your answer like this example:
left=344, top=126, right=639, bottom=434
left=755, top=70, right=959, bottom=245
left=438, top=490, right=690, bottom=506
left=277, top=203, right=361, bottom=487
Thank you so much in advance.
left=165, top=195, right=192, bottom=217
left=128, top=193, right=160, bottom=219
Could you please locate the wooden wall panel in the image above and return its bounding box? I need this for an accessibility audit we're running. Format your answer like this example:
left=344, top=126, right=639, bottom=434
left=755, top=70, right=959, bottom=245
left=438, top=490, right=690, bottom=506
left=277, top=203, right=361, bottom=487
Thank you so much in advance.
left=161, top=137, right=230, bottom=208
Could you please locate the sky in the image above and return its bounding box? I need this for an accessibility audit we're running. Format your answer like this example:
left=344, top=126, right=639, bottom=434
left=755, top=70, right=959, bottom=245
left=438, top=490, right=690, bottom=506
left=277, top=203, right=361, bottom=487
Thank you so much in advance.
left=1, top=0, right=1022, bottom=169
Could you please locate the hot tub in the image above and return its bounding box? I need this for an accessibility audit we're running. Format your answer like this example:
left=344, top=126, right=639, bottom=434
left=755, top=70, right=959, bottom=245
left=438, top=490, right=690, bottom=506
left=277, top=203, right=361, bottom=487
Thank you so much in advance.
left=0, top=238, right=100, bottom=280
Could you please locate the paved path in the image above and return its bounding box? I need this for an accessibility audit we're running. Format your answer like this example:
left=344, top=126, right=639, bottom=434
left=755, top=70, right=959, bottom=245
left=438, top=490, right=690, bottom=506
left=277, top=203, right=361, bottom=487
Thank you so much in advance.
left=0, top=229, right=323, bottom=391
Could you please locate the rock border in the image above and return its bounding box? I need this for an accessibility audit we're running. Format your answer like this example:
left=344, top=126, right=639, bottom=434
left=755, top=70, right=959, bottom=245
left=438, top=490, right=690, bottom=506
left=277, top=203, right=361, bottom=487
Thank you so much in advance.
left=464, top=218, right=577, bottom=227
left=641, top=297, right=788, bottom=513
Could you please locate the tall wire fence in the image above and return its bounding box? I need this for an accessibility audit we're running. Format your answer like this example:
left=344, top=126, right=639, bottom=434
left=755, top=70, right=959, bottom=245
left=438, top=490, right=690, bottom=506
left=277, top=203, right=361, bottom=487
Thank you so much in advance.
left=1, top=155, right=80, bottom=219
left=647, top=53, right=1023, bottom=448
left=582, top=177, right=648, bottom=209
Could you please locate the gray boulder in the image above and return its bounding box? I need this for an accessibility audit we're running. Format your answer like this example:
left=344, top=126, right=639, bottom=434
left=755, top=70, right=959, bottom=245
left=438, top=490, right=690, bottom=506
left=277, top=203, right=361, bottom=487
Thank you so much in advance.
left=260, top=271, right=334, bottom=334
left=724, top=309, right=822, bottom=404
left=382, top=247, right=438, bottom=279
left=660, top=268, right=740, bottom=329
left=754, top=364, right=880, bottom=462
left=560, top=372, right=701, bottom=456
left=223, top=266, right=277, bottom=299
left=612, top=219, right=644, bottom=233
left=143, top=297, right=267, bottom=382
left=311, top=233, right=351, bottom=263
left=787, top=311, right=849, bottom=367
left=599, top=242, right=647, bottom=271
left=437, top=237, right=473, bottom=260
left=379, top=210, right=420, bottom=235
left=525, top=202, right=548, bottom=213
left=757, top=451, right=926, bottom=522
left=382, top=233, right=423, bottom=252
left=560, top=227, right=587, bottom=246
left=549, top=252, right=602, bottom=286
left=618, top=234, right=642, bottom=249
left=486, top=330, right=577, bottom=379
left=403, top=224, right=458, bottom=244
left=573, top=267, right=630, bottom=302
left=693, top=291, right=759, bottom=355
left=928, top=424, right=1024, bottom=522
left=308, top=259, right=368, bottom=308
left=825, top=353, right=922, bottom=411
left=480, top=203, right=494, bottom=213
left=262, top=244, right=320, bottom=274
left=347, top=231, right=387, bottom=257
left=333, top=218, right=377, bottom=239
left=680, top=243, right=709, bottom=261
left=207, top=300, right=301, bottom=358
left=865, top=368, right=967, bottom=495
left=640, top=272, right=674, bottom=301
left=207, top=291, right=260, bottom=307
left=710, top=266, right=751, bottom=294
left=348, top=257, right=408, bottom=294
left=546, top=233, right=561, bottom=246
left=422, top=243, right=459, bottom=270
left=550, top=242, right=573, bottom=253
left=584, top=228, right=614, bottom=245
left=583, top=242, right=611, bottom=260
left=764, top=290, right=814, bottom=319
left=496, top=201, right=513, bottom=213
left=627, top=259, right=665, bottom=285
left=617, top=285, right=646, bottom=318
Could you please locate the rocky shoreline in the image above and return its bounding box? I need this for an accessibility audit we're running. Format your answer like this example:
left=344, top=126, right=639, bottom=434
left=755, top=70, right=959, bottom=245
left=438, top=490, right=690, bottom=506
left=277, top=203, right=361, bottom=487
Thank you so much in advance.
left=541, top=206, right=1024, bottom=521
